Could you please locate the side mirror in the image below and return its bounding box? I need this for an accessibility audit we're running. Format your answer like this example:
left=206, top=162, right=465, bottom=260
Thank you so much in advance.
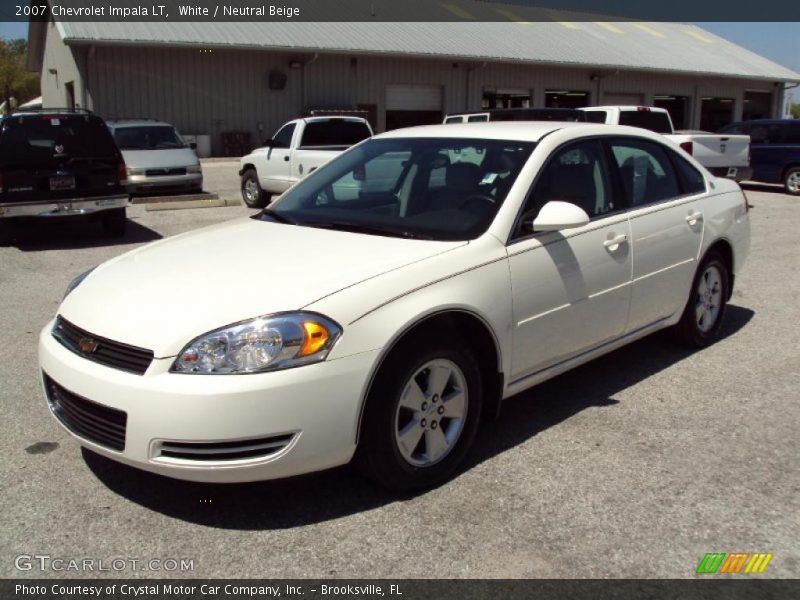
left=530, top=201, right=590, bottom=232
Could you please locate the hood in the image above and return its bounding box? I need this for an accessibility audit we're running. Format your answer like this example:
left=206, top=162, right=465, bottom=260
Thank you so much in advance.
left=121, top=147, right=198, bottom=169
left=60, top=218, right=465, bottom=357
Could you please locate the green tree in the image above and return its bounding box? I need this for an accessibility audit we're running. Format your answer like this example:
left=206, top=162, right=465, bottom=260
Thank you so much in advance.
left=790, top=103, right=800, bottom=119
left=0, top=38, right=40, bottom=114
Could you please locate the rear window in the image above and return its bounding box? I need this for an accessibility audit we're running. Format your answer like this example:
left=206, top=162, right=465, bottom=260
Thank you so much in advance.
left=299, top=120, right=371, bottom=148
left=583, top=111, right=608, bottom=124
left=0, top=115, right=119, bottom=166
left=618, top=110, right=673, bottom=134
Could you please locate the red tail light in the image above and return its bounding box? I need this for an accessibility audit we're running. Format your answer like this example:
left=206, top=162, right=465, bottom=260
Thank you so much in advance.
left=353, top=165, right=365, bottom=181
left=117, top=162, right=127, bottom=185
left=679, top=141, right=693, bottom=155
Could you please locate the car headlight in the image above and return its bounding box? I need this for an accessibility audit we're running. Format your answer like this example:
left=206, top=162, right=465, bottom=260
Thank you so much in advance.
left=63, top=267, right=95, bottom=300
left=171, top=312, right=341, bottom=374
left=186, top=164, right=202, bottom=174
left=126, top=167, right=145, bottom=176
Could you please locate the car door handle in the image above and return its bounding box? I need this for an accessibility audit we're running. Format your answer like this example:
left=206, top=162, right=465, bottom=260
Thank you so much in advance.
left=686, top=211, right=704, bottom=226
left=603, top=233, right=628, bottom=251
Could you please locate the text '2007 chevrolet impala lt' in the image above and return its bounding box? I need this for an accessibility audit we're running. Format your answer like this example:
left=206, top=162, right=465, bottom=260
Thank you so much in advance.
left=39, top=122, right=750, bottom=490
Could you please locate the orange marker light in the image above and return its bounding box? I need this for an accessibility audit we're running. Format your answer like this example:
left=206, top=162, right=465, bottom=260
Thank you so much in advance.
left=299, top=321, right=329, bottom=357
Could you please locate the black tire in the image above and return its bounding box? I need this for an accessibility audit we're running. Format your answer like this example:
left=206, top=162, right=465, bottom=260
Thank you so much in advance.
left=241, top=169, right=268, bottom=208
left=784, top=166, right=800, bottom=196
left=356, top=336, right=483, bottom=491
left=101, top=208, right=127, bottom=238
left=673, top=252, right=729, bottom=348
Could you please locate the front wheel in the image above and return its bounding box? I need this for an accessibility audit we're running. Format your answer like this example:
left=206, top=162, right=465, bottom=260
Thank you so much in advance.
left=356, top=340, right=483, bottom=491
left=784, top=167, right=800, bottom=196
left=673, top=252, right=729, bottom=347
left=241, top=169, right=268, bottom=208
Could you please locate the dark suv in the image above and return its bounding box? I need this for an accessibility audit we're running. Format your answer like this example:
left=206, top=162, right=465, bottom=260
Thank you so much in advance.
left=718, top=119, right=800, bottom=195
left=0, top=108, right=129, bottom=243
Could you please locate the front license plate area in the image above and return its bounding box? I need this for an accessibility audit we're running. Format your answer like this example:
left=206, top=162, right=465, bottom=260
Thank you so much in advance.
left=50, top=175, right=76, bottom=191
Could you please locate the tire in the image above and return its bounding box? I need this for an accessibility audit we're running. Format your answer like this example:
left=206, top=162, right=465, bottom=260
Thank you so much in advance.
left=784, top=166, right=800, bottom=196
left=241, top=169, right=268, bottom=208
left=356, top=337, right=483, bottom=491
left=673, top=252, right=729, bottom=348
left=101, top=208, right=127, bottom=238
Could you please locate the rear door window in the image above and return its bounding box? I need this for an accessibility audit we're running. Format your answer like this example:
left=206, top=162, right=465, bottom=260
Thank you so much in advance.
left=608, top=139, right=682, bottom=206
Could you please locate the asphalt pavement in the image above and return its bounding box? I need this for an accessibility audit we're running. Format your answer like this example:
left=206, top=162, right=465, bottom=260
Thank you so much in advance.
left=0, top=179, right=797, bottom=579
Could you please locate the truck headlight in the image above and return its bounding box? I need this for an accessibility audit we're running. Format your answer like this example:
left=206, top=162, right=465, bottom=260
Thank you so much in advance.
left=63, top=267, right=96, bottom=300
left=171, top=313, right=341, bottom=374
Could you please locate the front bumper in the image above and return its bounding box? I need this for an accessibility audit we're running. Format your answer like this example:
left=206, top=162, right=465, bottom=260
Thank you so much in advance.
left=126, top=172, right=202, bottom=194
left=0, top=194, right=128, bottom=218
left=39, top=321, right=378, bottom=483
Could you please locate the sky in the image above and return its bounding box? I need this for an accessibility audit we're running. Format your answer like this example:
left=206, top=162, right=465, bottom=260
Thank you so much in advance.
left=1, top=20, right=798, bottom=73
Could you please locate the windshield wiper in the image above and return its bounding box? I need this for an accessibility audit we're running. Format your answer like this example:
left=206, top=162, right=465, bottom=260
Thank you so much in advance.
left=302, top=220, right=430, bottom=240
left=257, top=208, right=296, bottom=225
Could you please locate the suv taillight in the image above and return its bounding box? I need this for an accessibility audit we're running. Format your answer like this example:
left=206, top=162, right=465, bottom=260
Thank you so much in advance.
left=117, top=162, right=127, bottom=185
left=679, top=141, right=693, bottom=155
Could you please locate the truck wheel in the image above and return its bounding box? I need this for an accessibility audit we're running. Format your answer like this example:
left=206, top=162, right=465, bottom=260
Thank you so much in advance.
left=673, top=252, right=729, bottom=348
left=784, top=167, right=800, bottom=196
left=101, top=208, right=127, bottom=238
left=241, top=169, right=267, bottom=208
left=356, top=337, right=483, bottom=491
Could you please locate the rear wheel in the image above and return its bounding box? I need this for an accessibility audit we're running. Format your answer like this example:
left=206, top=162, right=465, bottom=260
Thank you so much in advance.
left=784, top=167, right=800, bottom=196
left=101, top=208, right=126, bottom=238
left=356, top=338, right=483, bottom=491
left=673, top=252, right=729, bottom=347
left=241, top=169, right=267, bottom=208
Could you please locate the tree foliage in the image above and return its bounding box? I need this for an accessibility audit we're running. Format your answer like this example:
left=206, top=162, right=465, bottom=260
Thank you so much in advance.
left=790, top=103, right=800, bottom=119
left=0, top=38, right=40, bottom=113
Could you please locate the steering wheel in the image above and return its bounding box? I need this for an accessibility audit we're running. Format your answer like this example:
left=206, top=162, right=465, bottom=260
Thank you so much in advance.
left=459, top=193, right=496, bottom=212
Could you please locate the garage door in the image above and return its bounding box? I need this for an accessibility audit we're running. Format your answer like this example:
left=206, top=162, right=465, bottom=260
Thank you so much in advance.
left=386, top=84, right=443, bottom=111
left=604, top=93, right=644, bottom=106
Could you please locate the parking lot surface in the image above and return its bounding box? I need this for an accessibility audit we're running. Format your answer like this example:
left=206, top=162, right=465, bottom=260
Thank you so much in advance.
left=1, top=183, right=797, bottom=578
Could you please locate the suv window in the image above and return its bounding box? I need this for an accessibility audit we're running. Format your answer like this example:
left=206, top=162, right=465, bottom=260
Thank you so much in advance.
left=520, top=139, right=615, bottom=226
left=618, top=110, right=673, bottom=134
left=609, top=139, right=681, bottom=206
left=299, top=120, right=371, bottom=148
left=271, top=123, right=296, bottom=149
left=786, top=123, right=800, bottom=144
left=0, top=114, right=118, bottom=166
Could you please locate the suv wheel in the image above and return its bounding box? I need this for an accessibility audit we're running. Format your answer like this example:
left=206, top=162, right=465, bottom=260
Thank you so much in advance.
left=101, top=208, right=127, bottom=238
left=784, top=166, right=800, bottom=196
left=241, top=169, right=267, bottom=208
left=356, top=338, right=483, bottom=491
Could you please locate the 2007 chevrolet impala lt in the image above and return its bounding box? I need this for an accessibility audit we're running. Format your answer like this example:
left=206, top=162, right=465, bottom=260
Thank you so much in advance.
left=39, top=122, right=750, bottom=490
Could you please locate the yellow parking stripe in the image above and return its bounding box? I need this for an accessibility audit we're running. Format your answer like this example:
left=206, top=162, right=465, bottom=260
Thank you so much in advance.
left=441, top=3, right=475, bottom=20
left=595, top=22, right=623, bottom=33
left=684, top=29, right=714, bottom=43
left=634, top=24, right=665, bottom=38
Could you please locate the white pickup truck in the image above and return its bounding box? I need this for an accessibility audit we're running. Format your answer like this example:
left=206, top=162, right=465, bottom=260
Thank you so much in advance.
left=581, top=106, right=752, bottom=181
left=239, top=116, right=373, bottom=207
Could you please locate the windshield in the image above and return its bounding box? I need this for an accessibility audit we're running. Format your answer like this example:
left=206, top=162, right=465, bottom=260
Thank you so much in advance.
left=264, top=137, right=535, bottom=241
left=113, top=125, right=186, bottom=150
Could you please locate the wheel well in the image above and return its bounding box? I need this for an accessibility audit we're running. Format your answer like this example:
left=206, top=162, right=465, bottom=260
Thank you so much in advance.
left=704, top=239, right=734, bottom=300
left=783, top=162, right=800, bottom=180
left=358, top=311, right=504, bottom=440
left=241, top=164, right=256, bottom=176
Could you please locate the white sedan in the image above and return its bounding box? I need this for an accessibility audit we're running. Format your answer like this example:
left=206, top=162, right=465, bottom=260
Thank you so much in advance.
left=39, top=122, right=750, bottom=491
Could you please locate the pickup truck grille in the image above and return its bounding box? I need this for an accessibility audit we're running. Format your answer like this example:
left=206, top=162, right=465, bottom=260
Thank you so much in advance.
left=44, top=373, right=127, bottom=451
left=52, top=316, right=154, bottom=375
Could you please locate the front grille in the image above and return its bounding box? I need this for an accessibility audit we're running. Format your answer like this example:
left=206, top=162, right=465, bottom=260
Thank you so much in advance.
left=52, top=316, right=154, bottom=375
left=158, top=434, right=295, bottom=462
left=44, top=373, right=127, bottom=451
left=144, top=167, right=187, bottom=177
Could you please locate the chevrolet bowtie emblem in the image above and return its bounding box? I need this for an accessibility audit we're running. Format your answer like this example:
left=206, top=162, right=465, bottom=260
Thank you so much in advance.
left=78, top=337, right=99, bottom=353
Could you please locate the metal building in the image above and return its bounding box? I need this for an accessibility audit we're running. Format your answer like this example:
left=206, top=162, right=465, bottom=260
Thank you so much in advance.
left=27, top=20, right=800, bottom=155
